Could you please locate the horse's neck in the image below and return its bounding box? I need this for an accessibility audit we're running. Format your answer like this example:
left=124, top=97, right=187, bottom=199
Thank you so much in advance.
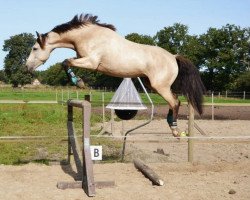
left=48, top=32, right=75, bottom=50
left=48, top=25, right=110, bottom=53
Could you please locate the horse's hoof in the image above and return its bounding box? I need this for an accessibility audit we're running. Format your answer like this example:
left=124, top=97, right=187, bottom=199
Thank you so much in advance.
left=172, top=129, right=180, bottom=138
left=76, top=79, right=86, bottom=89
left=62, top=59, right=70, bottom=67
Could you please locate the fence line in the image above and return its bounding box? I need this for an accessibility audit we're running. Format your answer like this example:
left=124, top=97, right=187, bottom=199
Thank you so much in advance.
left=1, top=87, right=250, bottom=101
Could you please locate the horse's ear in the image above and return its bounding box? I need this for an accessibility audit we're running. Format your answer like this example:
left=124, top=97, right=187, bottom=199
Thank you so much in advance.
left=35, top=31, right=45, bottom=48
left=36, top=31, right=40, bottom=38
left=36, top=31, right=42, bottom=41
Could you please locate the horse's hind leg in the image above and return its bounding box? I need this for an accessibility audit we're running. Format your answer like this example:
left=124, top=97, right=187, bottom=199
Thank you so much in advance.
left=154, top=86, right=180, bottom=136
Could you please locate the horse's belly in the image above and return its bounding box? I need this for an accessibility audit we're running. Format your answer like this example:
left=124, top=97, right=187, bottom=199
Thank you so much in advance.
left=97, top=63, right=144, bottom=78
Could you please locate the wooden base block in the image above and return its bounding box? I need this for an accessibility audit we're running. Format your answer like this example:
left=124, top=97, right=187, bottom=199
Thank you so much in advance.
left=57, top=181, right=115, bottom=190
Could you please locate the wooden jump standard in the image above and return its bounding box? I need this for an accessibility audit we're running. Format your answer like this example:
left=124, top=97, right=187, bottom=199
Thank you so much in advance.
left=57, top=100, right=114, bottom=197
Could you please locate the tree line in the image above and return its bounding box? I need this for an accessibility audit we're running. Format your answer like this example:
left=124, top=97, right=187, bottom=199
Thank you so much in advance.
left=1, top=23, right=250, bottom=91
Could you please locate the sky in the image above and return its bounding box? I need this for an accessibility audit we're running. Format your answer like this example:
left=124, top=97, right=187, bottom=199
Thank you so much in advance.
left=0, top=0, right=249, bottom=71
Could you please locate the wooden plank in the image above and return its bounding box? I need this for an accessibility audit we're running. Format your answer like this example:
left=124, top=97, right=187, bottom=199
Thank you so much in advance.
left=57, top=181, right=82, bottom=190
left=68, top=99, right=89, bottom=108
left=134, top=159, right=164, bottom=186
left=67, top=121, right=82, bottom=179
left=95, top=181, right=115, bottom=189
left=194, top=122, right=207, bottom=136
left=57, top=181, right=115, bottom=190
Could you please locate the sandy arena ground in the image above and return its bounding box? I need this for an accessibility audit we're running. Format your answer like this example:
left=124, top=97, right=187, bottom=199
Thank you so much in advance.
left=0, top=119, right=249, bottom=200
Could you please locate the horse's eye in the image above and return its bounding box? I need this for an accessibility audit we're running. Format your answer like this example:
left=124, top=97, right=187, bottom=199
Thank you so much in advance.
left=33, top=47, right=38, bottom=51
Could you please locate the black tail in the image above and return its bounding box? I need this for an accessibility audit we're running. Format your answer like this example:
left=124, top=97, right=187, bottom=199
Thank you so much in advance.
left=175, top=55, right=206, bottom=115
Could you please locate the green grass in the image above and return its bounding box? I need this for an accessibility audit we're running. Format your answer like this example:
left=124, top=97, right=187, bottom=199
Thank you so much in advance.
left=0, top=104, right=66, bottom=164
left=0, top=103, right=121, bottom=165
left=0, top=88, right=57, bottom=101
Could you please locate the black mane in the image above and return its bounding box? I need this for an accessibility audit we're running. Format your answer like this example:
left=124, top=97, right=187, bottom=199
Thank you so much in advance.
left=51, top=14, right=116, bottom=34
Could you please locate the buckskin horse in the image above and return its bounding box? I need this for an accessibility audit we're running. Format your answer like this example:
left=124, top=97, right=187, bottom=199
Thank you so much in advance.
left=26, top=14, right=205, bottom=137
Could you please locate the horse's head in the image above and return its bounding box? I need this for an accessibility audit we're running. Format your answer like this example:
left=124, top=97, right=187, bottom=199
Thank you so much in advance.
left=26, top=32, right=53, bottom=71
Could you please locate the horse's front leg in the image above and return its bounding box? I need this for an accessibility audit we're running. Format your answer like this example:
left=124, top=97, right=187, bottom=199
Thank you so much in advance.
left=62, top=57, right=98, bottom=88
left=62, top=57, right=99, bottom=70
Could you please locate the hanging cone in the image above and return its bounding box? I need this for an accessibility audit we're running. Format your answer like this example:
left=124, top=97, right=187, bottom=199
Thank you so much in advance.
left=106, top=78, right=147, bottom=110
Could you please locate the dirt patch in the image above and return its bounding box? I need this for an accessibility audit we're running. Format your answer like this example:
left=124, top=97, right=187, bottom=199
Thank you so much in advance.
left=0, top=119, right=249, bottom=200
left=0, top=161, right=249, bottom=200
left=120, top=119, right=250, bottom=163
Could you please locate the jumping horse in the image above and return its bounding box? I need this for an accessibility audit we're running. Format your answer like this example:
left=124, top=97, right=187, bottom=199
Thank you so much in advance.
left=26, top=14, right=206, bottom=137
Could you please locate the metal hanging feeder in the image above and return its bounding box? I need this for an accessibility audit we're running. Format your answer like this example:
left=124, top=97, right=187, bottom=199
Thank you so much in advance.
left=106, top=77, right=154, bottom=161
left=106, top=78, right=147, bottom=120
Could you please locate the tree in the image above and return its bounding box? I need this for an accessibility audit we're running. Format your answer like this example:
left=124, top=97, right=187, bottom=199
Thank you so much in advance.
left=125, top=33, right=156, bottom=45
left=3, top=33, right=35, bottom=87
left=234, top=71, right=250, bottom=91
left=155, top=23, right=204, bottom=68
left=0, top=70, right=8, bottom=83
left=91, top=72, right=122, bottom=89
left=181, top=35, right=205, bottom=67
left=41, top=63, right=68, bottom=86
left=155, top=23, right=189, bottom=54
left=200, top=25, right=250, bottom=91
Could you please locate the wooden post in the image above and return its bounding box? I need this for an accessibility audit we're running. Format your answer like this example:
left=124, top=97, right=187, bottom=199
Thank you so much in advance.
left=111, top=109, right=114, bottom=135
left=188, top=104, right=194, bottom=162
left=56, top=90, right=58, bottom=102
left=84, top=95, right=91, bottom=102
left=61, top=89, right=64, bottom=103
left=89, top=91, right=92, bottom=102
left=211, top=92, right=214, bottom=120
left=82, top=101, right=96, bottom=196
left=67, top=105, right=82, bottom=179
left=67, top=105, right=73, bottom=164
left=102, top=92, right=105, bottom=127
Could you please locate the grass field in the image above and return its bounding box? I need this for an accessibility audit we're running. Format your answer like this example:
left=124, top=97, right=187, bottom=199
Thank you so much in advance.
left=0, top=103, right=121, bottom=165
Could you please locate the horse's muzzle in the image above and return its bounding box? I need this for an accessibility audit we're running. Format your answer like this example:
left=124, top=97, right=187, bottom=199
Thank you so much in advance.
left=25, top=62, right=36, bottom=72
